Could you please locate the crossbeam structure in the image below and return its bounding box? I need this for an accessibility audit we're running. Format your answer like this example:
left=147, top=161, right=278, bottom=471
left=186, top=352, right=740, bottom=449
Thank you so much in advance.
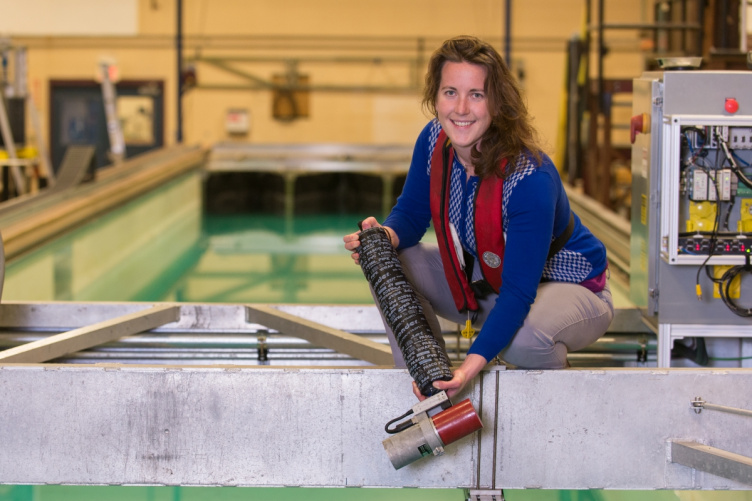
left=246, top=304, right=393, bottom=365
left=671, top=441, right=752, bottom=486
left=0, top=304, right=179, bottom=363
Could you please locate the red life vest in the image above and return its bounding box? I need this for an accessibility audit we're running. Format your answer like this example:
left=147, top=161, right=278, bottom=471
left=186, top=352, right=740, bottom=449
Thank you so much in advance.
left=429, top=131, right=506, bottom=313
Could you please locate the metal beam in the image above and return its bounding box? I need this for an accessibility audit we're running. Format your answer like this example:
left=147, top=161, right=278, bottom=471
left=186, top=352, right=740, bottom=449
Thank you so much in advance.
left=2, top=366, right=752, bottom=489
left=247, top=304, right=393, bottom=365
left=0, top=304, right=180, bottom=363
left=492, top=369, right=752, bottom=490
left=671, top=441, right=752, bottom=486
left=200, top=57, right=275, bottom=89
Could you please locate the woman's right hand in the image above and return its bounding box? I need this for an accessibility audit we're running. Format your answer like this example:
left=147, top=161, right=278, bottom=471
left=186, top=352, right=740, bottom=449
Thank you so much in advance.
left=343, top=217, right=396, bottom=265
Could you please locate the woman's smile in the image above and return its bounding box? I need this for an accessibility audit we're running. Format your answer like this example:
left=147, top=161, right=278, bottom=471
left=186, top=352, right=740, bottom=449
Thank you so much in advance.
left=436, top=61, right=492, bottom=166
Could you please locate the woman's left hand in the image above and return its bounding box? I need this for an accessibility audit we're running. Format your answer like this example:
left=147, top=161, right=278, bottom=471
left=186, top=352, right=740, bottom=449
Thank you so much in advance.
left=431, top=368, right=469, bottom=399
left=411, top=353, right=488, bottom=401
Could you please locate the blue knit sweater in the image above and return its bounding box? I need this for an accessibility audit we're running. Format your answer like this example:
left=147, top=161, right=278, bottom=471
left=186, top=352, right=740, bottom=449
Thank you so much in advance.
left=384, top=120, right=608, bottom=361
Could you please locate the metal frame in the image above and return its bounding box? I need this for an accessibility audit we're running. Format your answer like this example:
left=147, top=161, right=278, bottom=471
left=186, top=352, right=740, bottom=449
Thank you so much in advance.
left=671, top=441, right=752, bottom=486
left=658, top=323, right=752, bottom=367
left=1, top=361, right=752, bottom=488
left=1, top=301, right=752, bottom=489
left=0, top=304, right=180, bottom=363
left=246, top=304, right=392, bottom=365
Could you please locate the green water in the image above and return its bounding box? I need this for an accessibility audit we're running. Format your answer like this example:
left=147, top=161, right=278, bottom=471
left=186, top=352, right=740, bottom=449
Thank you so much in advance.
left=2, top=174, right=749, bottom=500
left=0, top=485, right=465, bottom=501
left=3, top=485, right=752, bottom=501
left=5, top=212, right=378, bottom=303
left=3, top=172, right=377, bottom=305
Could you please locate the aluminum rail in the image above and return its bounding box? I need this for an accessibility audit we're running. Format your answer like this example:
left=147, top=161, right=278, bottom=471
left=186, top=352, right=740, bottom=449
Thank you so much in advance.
left=1, top=301, right=745, bottom=489
left=0, top=332, right=654, bottom=360
left=671, top=441, right=752, bottom=486
left=1, top=364, right=751, bottom=489
left=246, top=304, right=393, bottom=365
left=0, top=302, right=653, bottom=366
left=209, top=142, right=414, bottom=159
left=206, top=142, right=413, bottom=174
left=0, top=304, right=179, bottom=363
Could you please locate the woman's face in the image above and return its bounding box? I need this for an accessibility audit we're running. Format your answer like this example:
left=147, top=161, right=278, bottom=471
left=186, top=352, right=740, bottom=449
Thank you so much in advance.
left=435, top=61, right=491, bottom=161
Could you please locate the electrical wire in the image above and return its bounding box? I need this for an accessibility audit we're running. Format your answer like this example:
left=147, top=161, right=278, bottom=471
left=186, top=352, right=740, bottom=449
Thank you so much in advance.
left=722, top=198, right=735, bottom=231
left=685, top=128, right=752, bottom=319
left=682, top=127, right=706, bottom=167
left=694, top=192, right=721, bottom=300
left=717, top=129, right=752, bottom=189
left=716, top=261, right=752, bottom=317
left=694, top=133, right=752, bottom=316
left=733, top=151, right=750, bottom=167
left=385, top=408, right=414, bottom=434
left=692, top=143, right=723, bottom=301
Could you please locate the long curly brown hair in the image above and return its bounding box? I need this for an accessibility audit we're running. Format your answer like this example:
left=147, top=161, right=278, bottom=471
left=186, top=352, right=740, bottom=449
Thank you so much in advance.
left=422, top=36, right=542, bottom=179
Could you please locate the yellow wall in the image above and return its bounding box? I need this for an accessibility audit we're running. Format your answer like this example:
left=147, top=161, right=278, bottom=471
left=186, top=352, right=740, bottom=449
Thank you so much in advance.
left=12, top=0, right=650, bottom=159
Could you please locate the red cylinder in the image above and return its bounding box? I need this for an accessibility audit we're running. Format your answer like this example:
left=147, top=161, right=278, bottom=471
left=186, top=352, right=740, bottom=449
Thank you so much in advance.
left=431, top=398, right=483, bottom=446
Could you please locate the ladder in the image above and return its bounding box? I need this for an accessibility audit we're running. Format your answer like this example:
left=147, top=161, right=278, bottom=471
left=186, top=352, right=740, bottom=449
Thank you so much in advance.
left=0, top=43, right=55, bottom=198
left=99, top=60, right=125, bottom=164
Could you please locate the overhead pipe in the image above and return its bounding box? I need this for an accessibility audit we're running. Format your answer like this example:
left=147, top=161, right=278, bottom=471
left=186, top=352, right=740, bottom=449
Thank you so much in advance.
left=505, top=0, right=512, bottom=65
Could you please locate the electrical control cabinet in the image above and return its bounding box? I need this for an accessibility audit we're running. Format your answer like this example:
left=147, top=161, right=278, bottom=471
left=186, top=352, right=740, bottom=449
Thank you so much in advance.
left=665, top=117, right=752, bottom=265
left=630, top=70, right=752, bottom=366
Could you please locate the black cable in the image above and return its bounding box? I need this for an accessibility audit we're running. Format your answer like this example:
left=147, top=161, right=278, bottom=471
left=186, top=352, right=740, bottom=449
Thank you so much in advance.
left=682, top=127, right=706, bottom=168
left=694, top=165, right=722, bottom=299
left=385, top=409, right=414, bottom=434
left=704, top=263, right=723, bottom=293
left=717, top=260, right=752, bottom=317
left=722, top=197, right=735, bottom=232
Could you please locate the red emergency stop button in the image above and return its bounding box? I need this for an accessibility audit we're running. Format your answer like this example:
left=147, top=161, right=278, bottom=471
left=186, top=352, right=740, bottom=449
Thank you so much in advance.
left=630, top=113, right=650, bottom=144
left=725, top=98, right=739, bottom=114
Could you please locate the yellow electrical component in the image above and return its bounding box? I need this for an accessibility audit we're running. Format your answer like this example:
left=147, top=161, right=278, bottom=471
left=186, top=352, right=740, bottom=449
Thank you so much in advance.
left=713, top=265, right=741, bottom=299
left=461, top=319, right=475, bottom=339
left=739, top=199, right=752, bottom=233
left=0, top=147, right=36, bottom=159
left=686, top=201, right=717, bottom=232
left=16, top=146, right=38, bottom=159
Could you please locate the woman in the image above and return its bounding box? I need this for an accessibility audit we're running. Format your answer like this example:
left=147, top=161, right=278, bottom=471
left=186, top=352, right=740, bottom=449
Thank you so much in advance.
left=343, top=36, right=613, bottom=400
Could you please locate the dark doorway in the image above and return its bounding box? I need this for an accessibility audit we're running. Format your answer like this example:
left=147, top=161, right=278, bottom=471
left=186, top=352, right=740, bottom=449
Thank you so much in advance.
left=49, top=80, right=165, bottom=172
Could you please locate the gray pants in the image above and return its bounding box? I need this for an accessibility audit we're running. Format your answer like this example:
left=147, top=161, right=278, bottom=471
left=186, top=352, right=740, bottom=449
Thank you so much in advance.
left=374, top=243, right=614, bottom=369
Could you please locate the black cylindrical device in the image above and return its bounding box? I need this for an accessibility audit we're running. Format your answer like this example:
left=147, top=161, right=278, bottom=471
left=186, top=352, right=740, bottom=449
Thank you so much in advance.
left=358, top=227, right=453, bottom=396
